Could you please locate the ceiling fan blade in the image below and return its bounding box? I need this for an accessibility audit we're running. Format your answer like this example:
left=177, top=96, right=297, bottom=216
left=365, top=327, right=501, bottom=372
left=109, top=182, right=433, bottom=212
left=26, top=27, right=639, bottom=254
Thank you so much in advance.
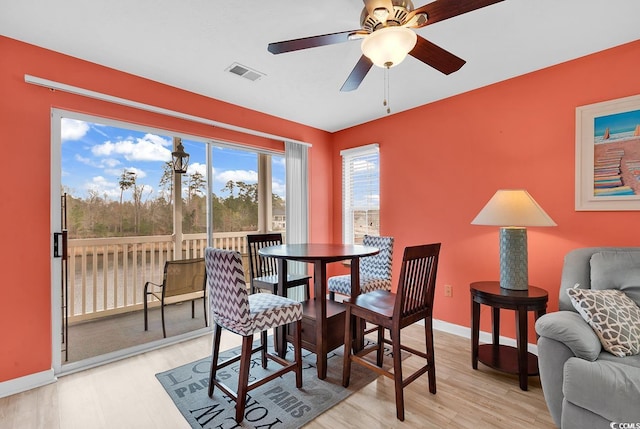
left=409, top=35, right=466, bottom=75
left=340, top=55, right=374, bottom=92
left=268, top=30, right=361, bottom=54
left=363, top=0, right=395, bottom=20
left=406, top=0, right=504, bottom=28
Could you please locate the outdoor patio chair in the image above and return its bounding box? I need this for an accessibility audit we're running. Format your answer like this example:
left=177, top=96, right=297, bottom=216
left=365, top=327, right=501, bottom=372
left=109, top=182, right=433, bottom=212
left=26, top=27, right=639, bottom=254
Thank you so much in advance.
left=143, top=258, right=207, bottom=338
left=328, top=235, right=394, bottom=300
left=205, top=247, right=303, bottom=423
left=342, top=243, right=441, bottom=421
left=247, top=233, right=311, bottom=299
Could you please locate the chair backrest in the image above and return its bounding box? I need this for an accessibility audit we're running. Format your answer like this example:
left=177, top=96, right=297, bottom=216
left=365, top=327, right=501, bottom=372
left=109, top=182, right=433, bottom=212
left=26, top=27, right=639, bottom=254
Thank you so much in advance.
left=205, top=247, right=250, bottom=333
left=162, top=258, right=206, bottom=298
left=247, top=233, right=283, bottom=279
left=560, top=247, right=640, bottom=311
left=361, top=235, right=394, bottom=279
left=394, top=243, right=441, bottom=323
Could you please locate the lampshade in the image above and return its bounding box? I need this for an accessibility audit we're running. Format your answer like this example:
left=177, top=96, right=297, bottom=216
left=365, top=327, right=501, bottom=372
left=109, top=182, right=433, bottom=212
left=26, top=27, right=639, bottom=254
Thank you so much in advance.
left=361, top=26, right=417, bottom=68
left=171, top=140, right=189, bottom=174
left=471, top=189, right=556, bottom=290
left=471, top=189, right=556, bottom=227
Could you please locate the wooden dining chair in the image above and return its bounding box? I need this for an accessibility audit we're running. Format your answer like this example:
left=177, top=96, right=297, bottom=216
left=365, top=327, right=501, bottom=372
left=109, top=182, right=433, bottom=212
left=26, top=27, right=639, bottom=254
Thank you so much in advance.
left=342, top=243, right=441, bottom=421
left=328, top=235, right=394, bottom=301
left=143, top=257, right=207, bottom=338
left=247, top=233, right=311, bottom=299
left=205, top=247, right=303, bottom=423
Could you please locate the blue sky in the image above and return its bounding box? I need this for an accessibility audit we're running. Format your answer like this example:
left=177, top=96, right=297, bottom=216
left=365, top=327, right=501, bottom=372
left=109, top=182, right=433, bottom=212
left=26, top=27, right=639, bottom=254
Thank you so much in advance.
left=594, top=108, right=640, bottom=136
left=60, top=118, right=286, bottom=201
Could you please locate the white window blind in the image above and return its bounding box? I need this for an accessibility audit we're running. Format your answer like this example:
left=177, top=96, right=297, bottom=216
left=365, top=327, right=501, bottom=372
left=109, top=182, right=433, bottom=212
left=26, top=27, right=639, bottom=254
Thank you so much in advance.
left=341, top=144, right=380, bottom=245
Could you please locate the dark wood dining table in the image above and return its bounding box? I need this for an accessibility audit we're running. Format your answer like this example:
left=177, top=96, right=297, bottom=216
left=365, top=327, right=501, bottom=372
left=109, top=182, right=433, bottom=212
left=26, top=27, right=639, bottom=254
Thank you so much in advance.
left=259, top=243, right=379, bottom=379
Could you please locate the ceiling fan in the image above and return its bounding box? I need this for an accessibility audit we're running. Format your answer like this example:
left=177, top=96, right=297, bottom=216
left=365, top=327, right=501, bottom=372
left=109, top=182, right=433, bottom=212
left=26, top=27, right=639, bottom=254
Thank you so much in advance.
left=268, top=0, right=504, bottom=91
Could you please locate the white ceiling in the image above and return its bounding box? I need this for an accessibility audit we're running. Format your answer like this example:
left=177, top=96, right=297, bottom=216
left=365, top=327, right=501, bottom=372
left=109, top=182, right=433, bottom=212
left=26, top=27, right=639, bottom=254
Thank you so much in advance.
left=2, top=0, right=639, bottom=132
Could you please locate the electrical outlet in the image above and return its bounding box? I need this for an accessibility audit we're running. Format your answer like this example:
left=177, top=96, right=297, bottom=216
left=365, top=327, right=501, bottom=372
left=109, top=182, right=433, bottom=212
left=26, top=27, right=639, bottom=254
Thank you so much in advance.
left=444, top=284, right=453, bottom=297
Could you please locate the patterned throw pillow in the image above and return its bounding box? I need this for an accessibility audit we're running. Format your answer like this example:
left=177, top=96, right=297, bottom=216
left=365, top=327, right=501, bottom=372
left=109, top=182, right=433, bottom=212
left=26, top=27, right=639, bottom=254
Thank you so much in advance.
left=567, top=286, right=640, bottom=357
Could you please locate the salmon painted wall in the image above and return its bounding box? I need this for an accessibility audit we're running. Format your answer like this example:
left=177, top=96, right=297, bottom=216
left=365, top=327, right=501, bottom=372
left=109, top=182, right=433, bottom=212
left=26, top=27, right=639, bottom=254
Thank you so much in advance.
left=331, top=40, right=640, bottom=339
left=0, top=36, right=333, bottom=383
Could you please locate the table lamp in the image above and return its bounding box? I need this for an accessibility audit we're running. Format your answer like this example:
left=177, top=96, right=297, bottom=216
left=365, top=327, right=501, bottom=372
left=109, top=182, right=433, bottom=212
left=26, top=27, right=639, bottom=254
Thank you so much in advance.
left=471, top=190, right=556, bottom=290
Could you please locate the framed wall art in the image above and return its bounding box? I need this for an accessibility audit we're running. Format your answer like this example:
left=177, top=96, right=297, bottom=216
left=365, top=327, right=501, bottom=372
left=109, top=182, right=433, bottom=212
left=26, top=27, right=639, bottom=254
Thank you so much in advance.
left=575, top=94, right=640, bottom=211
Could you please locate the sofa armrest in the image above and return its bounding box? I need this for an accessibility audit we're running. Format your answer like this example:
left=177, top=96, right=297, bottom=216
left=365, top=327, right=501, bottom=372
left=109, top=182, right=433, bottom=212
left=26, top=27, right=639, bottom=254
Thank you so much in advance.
left=537, top=336, right=575, bottom=427
left=535, top=311, right=601, bottom=361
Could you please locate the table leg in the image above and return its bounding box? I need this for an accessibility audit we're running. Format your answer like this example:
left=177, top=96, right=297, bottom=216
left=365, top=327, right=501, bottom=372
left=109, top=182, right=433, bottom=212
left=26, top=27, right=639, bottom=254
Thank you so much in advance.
left=350, top=257, right=364, bottom=352
left=314, top=260, right=328, bottom=379
left=516, top=305, right=528, bottom=390
left=275, top=258, right=288, bottom=358
left=471, top=298, right=480, bottom=369
left=491, top=307, right=500, bottom=347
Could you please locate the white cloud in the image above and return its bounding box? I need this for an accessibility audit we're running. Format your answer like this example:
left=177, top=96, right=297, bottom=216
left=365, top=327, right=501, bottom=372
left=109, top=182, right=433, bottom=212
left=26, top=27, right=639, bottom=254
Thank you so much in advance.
left=216, top=169, right=258, bottom=184
left=103, top=167, right=147, bottom=179
left=187, top=162, right=207, bottom=176
left=91, top=133, right=171, bottom=162
left=75, top=154, right=121, bottom=169
left=272, top=180, right=286, bottom=198
left=61, top=119, right=90, bottom=141
left=103, top=158, right=121, bottom=168
left=75, top=154, right=92, bottom=165
left=84, top=173, right=154, bottom=201
left=85, top=176, right=120, bottom=200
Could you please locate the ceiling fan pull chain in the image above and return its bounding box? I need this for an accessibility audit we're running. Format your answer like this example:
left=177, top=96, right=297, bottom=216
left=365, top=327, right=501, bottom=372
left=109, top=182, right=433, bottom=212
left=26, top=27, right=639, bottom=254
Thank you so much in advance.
left=384, top=65, right=391, bottom=114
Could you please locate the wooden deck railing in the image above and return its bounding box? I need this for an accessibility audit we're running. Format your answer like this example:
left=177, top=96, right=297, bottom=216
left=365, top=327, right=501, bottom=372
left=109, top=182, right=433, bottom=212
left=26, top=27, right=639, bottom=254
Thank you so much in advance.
left=66, top=232, right=252, bottom=322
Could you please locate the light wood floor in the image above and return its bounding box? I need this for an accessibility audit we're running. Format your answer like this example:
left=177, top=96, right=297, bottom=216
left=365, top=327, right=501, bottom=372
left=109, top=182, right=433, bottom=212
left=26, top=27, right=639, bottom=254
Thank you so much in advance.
left=0, top=324, right=555, bottom=429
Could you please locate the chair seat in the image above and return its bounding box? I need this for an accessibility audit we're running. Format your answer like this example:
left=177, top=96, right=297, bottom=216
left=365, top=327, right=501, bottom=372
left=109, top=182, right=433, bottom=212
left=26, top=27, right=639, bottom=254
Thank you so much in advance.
left=350, top=289, right=396, bottom=319
left=328, top=275, right=392, bottom=296
left=217, top=293, right=303, bottom=336
left=150, top=290, right=204, bottom=305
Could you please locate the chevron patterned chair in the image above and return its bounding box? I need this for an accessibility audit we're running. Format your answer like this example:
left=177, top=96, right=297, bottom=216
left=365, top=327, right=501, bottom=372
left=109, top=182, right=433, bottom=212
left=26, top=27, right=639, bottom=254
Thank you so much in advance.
left=328, top=235, right=394, bottom=300
left=205, top=247, right=303, bottom=423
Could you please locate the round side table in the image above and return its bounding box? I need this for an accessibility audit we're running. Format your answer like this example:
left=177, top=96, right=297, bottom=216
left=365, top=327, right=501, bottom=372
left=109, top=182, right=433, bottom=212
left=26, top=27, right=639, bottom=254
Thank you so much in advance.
left=470, top=281, right=548, bottom=390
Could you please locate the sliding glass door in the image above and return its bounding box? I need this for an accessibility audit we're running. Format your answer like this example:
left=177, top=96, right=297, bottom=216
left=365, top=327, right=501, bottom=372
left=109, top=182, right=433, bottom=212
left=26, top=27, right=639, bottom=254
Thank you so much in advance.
left=51, top=109, right=286, bottom=373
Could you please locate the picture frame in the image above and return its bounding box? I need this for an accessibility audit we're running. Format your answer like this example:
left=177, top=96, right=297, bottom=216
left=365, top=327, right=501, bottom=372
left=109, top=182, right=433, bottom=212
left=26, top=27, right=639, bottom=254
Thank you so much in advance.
left=575, top=94, right=640, bottom=211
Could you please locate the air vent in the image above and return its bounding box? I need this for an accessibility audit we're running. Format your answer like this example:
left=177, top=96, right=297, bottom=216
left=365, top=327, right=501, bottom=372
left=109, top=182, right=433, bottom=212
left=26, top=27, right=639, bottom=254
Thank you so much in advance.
left=225, top=63, right=265, bottom=82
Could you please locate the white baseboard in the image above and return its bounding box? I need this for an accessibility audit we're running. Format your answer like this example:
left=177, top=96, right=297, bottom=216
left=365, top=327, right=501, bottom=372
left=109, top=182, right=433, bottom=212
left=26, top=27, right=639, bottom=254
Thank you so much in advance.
left=431, top=318, right=538, bottom=355
left=0, top=369, right=56, bottom=399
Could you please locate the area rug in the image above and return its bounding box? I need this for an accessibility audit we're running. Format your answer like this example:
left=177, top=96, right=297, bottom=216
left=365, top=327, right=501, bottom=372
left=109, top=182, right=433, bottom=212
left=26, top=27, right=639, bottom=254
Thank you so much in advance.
left=156, top=339, right=402, bottom=428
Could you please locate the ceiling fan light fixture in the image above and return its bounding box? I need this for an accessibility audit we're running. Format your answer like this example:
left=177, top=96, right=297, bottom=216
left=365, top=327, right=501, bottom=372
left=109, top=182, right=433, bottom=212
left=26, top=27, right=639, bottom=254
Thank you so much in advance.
left=361, top=26, right=417, bottom=68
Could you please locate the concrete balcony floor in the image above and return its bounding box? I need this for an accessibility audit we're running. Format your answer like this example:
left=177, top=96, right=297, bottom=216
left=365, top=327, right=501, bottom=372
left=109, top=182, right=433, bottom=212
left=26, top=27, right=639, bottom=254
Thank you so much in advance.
left=63, top=299, right=208, bottom=363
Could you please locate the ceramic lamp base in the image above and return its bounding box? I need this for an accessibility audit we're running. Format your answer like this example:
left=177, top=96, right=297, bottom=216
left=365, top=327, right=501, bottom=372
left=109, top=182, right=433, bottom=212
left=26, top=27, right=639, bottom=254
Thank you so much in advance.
left=499, top=227, right=528, bottom=290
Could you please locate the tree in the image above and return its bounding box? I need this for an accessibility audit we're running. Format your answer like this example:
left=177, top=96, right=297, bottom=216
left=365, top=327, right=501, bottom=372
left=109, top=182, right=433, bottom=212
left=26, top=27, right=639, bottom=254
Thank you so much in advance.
left=118, top=170, right=136, bottom=233
left=158, top=161, right=174, bottom=204
left=131, top=182, right=149, bottom=234
left=187, top=171, right=206, bottom=203
left=218, top=181, right=258, bottom=231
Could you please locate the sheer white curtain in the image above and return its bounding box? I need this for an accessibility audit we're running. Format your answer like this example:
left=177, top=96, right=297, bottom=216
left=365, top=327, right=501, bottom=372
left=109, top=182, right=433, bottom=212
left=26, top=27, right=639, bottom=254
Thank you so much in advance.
left=285, top=141, right=309, bottom=301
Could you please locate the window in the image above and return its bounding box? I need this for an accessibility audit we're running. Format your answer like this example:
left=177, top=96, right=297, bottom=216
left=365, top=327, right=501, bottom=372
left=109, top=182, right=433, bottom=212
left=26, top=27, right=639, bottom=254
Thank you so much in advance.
left=58, top=112, right=286, bottom=238
left=341, top=144, right=380, bottom=244
left=210, top=145, right=286, bottom=234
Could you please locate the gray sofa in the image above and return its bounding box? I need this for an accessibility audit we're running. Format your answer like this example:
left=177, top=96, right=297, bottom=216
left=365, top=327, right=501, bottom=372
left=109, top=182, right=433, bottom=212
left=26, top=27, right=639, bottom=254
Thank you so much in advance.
left=535, top=247, right=640, bottom=428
